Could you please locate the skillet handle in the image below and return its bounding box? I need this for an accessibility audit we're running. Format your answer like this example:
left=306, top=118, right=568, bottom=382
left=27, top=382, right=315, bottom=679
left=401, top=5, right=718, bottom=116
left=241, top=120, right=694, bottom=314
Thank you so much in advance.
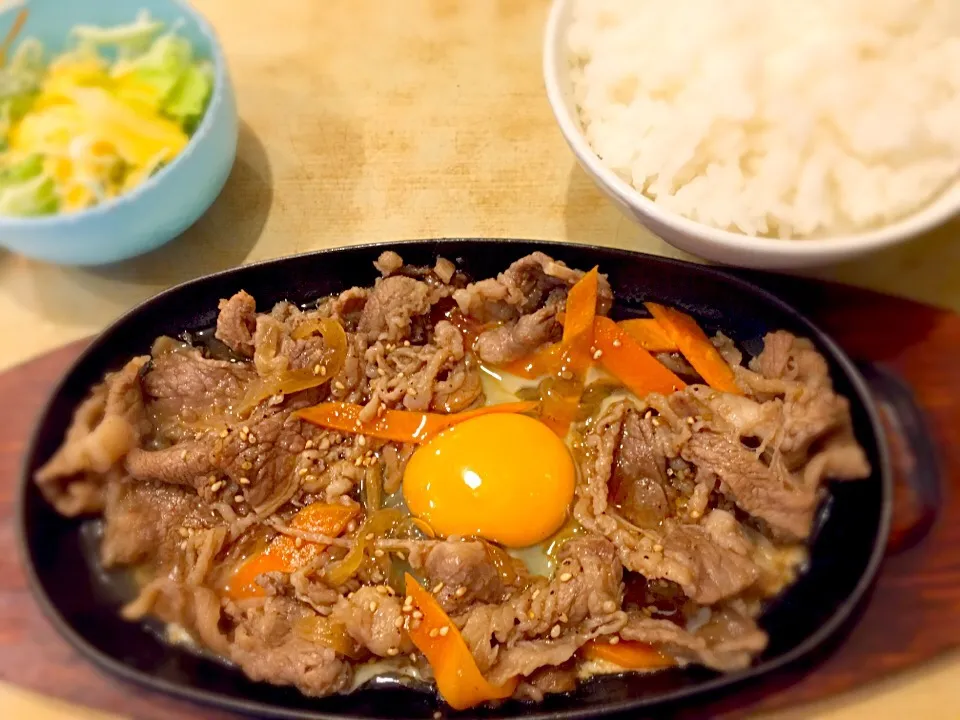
left=857, top=362, right=941, bottom=554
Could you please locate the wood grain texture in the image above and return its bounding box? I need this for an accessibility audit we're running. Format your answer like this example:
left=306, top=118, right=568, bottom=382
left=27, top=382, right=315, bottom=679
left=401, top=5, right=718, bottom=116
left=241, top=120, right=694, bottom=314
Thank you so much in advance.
left=0, top=279, right=957, bottom=720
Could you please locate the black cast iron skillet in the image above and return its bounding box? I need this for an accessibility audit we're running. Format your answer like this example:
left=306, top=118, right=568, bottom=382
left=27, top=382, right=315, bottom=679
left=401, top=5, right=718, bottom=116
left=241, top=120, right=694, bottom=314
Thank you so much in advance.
left=18, top=239, right=933, bottom=719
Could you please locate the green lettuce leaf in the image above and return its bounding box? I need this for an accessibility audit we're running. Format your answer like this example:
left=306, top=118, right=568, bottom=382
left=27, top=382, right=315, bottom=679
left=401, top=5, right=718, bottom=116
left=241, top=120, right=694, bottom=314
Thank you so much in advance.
left=131, top=33, right=194, bottom=99
left=125, top=32, right=213, bottom=132
left=0, top=156, right=59, bottom=216
left=0, top=38, right=47, bottom=144
left=162, top=60, right=213, bottom=131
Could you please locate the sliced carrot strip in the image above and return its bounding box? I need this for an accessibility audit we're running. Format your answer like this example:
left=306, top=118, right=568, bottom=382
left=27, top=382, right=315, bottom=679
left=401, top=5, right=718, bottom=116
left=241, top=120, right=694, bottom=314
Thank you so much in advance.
left=582, top=639, right=674, bottom=669
left=594, top=317, right=685, bottom=397
left=405, top=573, right=518, bottom=710
left=225, top=503, right=357, bottom=600
left=540, top=268, right=599, bottom=436
left=645, top=303, right=742, bottom=394
left=295, top=401, right=538, bottom=444
left=562, top=267, right=600, bottom=345
left=618, top=318, right=679, bottom=353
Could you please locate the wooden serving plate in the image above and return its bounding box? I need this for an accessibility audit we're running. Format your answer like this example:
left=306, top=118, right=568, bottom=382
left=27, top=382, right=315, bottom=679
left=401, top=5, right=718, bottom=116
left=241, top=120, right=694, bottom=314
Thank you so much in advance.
left=0, top=276, right=957, bottom=720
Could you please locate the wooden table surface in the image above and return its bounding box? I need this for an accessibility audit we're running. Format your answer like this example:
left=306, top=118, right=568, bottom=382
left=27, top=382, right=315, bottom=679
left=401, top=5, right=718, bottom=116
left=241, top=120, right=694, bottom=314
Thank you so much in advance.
left=1, top=0, right=959, bottom=717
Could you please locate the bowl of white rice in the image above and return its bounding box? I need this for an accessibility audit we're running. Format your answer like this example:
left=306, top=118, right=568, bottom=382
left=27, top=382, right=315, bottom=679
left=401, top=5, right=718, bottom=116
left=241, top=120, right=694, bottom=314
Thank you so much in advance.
left=544, top=0, right=960, bottom=269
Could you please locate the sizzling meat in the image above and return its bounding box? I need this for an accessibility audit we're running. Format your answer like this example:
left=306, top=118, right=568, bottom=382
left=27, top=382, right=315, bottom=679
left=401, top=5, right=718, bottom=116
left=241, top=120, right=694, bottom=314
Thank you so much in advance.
left=35, top=252, right=870, bottom=707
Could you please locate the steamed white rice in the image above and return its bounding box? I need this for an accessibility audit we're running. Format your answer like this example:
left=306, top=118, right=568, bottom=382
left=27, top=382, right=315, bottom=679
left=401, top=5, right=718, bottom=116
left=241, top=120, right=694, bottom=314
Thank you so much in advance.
left=567, top=0, right=960, bottom=239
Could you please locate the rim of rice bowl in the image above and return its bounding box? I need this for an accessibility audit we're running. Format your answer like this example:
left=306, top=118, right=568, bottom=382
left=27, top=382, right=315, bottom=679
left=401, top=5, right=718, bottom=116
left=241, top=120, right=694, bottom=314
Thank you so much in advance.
left=542, top=0, right=960, bottom=266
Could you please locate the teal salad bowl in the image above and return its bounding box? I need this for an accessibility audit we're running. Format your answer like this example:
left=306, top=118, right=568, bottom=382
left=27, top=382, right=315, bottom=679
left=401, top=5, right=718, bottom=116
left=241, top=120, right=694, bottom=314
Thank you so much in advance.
left=0, top=0, right=237, bottom=266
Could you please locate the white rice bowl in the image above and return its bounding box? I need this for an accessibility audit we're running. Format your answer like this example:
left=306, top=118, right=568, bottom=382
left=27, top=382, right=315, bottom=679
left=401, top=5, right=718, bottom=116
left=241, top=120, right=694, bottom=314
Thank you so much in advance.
left=567, top=0, right=960, bottom=239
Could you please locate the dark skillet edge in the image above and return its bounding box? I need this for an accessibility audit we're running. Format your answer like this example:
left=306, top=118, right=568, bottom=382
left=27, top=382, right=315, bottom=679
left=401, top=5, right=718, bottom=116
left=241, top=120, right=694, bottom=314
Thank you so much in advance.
left=14, top=238, right=893, bottom=720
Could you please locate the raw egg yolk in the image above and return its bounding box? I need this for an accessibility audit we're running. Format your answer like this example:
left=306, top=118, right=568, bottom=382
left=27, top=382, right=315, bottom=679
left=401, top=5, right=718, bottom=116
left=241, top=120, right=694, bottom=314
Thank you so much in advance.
left=402, top=413, right=575, bottom=548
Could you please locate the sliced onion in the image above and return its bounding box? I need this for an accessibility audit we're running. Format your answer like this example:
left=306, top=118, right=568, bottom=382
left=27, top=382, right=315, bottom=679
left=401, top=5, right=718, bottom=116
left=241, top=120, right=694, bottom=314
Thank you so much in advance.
left=324, top=508, right=405, bottom=587
left=237, top=318, right=347, bottom=417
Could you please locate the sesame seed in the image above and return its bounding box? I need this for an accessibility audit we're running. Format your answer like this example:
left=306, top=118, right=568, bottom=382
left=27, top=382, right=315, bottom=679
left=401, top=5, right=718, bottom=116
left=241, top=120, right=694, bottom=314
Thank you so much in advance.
left=313, top=364, right=322, bottom=375
left=532, top=589, right=540, bottom=599
left=559, top=572, right=573, bottom=582
left=428, top=628, right=439, bottom=638
left=374, top=549, right=385, bottom=558
left=432, top=582, right=444, bottom=594
left=666, top=468, right=675, bottom=477
left=690, top=510, right=702, bottom=519
left=354, top=457, right=363, bottom=466
left=208, top=475, right=217, bottom=484
left=377, top=586, right=389, bottom=595
left=386, top=647, right=399, bottom=656
left=180, top=450, right=187, bottom=461
left=404, top=595, right=413, bottom=606
left=178, top=527, right=189, bottom=538
left=358, top=435, right=366, bottom=447
left=397, top=371, right=405, bottom=379
left=334, top=381, right=345, bottom=390
left=366, top=533, right=375, bottom=541
left=242, top=426, right=250, bottom=434
left=347, top=521, right=358, bottom=532
left=412, top=610, right=423, bottom=619
left=404, top=340, right=411, bottom=347
left=295, top=537, right=304, bottom=548
left=550, top=625, right=561, bottom=638
left=210, top=481, right=223, bottom=492
left=219, top=429, right=228, bottom=438
left=652, top=417, right=661, bottom=426
left=410, top=652, right=418, bottom=662
left=319, top=365, right=326, bottom=375
left=653, top=544, right=664, bottom=553
left=592, top=349, right=603, bottom=360
left=239, top=477, right=250, bottom=485
left=438, top=626, right=449, bottom=637
left=612, top=338, right=622, bottom=348
left=455, top=586, right=467, bottom=598
left=559, top=613, right=568, bottom=623
left=234, top=494, right=244, bottom=503
left=644, top=410, right=653, bottom=420
left=394, top=617, right=404, bottom=629
left=609, top=636, right=620, bottom=645
left=305, top=440, right=314, bottom=449
left=686, top=416, right=695, bottom=425
left=369, top=601, right=378, bottom=612
left=299, top=468, right=309, bottom=476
